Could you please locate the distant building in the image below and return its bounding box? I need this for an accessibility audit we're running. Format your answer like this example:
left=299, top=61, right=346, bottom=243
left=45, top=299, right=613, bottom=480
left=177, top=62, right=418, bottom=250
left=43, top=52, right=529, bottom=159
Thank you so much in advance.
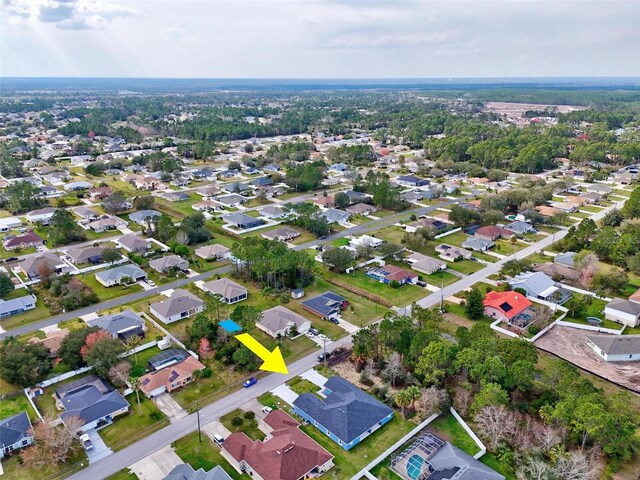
left=256, top=306, right=311, bottom=338
left=95, top=264, right=147, bottom=287
left=366, top=265, right=417, bottom=285
left=86, top=310, right=146, bottom=340
left=195, top=244, right=231, bottom=260
left=301, top=291, right=347, bottom=320
left=150, top=289, right=204, bottom=324
left=139, top=355, right=206, bottom=398
left=604, top=298, right=640, bottom=328
left=200, top=278, right=248, bottom=304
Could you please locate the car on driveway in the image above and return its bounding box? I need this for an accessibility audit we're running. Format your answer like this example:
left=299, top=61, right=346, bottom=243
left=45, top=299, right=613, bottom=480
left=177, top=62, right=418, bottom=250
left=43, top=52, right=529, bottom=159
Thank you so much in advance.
left=243, top=377, right=257, bottom=388
left=305, top=331, right=315, bottom=339
left=328, top=317, right=339, bottom=324
left=261, top=406, right=273, bottom=414
left=146, top=279, right=156, bottom=287
left=79, top=434, right=94, bottom=451
left=309, top=327, right=320, bottom=335
left=317, top=333, right=328, bottom=341
left=213, top=434, right=224, bottom=445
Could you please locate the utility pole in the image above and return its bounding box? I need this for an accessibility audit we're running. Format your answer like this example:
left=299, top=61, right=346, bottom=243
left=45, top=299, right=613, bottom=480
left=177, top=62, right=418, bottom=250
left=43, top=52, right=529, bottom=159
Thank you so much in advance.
left=323, top=336, right=328, bottom=368
left=196, top=402, right=201, bottom=443
left=440, top=278, right=444, bottom=312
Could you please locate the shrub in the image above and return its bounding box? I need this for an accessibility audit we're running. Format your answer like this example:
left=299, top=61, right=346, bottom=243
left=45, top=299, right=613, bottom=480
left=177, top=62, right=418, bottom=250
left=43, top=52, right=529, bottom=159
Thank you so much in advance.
left=390, top=280, right=401, bottom=289
left=514, top=287, right=527, bottom=296
left=243, top=410, right=255, bottom=420
left=201, top=367, right=212, bottom=378
left=231, top=416, right=244, bottom=427
left=149, top=412, right=163, bottom=421
left=527, top=325, right=540, bottom=335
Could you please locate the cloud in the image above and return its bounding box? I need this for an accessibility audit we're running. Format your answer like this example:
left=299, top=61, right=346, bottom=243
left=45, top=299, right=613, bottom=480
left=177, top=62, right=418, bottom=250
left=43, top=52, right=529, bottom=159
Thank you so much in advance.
left=4, top=0, right=138, bottom=29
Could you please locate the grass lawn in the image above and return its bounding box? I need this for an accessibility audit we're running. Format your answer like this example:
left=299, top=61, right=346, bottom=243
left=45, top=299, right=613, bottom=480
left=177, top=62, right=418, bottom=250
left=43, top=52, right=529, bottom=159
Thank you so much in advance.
left=0, top=246, right=36, bottom=260
left=432, top=231, right=468, bottom=247
left=318, top=267, right=427, bottom=307
left=170, top=366, right=228, bottom=409
left=173, top=432, right=246, bottom=479
left=562, top=294, right=621, bottom=328
left=493, top=239, right=524, bottom=255
left=369, top=457, right=403, bottom=480
left=299, top=413, right=417, bottom=478
left=481, top=453, right=516, bottom=480
left=105, top=470, right=139, bottom=480
left=99, top=394, right=168, bottom=451
left=0, top=394, right=37, bottom=420
left=425, top=270, right=458, bottom=287
left=77, top=273, right=143, bottom=301
left=374, top=226, right=406, bottom=245
left=330, top=237, right=350, bottom=247
left=220, top=408, right=266, bottom=441
left=0, top=297, right=50, bottom=331
left=447, top=259, right=484, bottom=275
left=427, top=414, right=480, bottom=456
left=579, top=205, right=605, bottom=213
left=286, top=377, right=321, bottom=396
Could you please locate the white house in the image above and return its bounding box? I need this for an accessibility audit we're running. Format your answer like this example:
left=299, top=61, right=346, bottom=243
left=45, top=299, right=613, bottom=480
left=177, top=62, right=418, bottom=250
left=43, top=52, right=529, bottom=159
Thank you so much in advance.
left=149, top=289, right=204, bottom=324
left=256, top=306, right=311, bottom=338
left=587, top=335, right=640, bottom=362
left=604, top=298, right=640, bottom=328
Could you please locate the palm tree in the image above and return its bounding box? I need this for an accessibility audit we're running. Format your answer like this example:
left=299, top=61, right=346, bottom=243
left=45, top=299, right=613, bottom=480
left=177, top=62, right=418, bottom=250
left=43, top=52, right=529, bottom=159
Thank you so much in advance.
left=395, top=389, right=413, bottom=418
left=130, top=376, right=143, bottom=415
left=126, top=335, right=143, bottom=365
left=406, top=385, right=421, bottom=412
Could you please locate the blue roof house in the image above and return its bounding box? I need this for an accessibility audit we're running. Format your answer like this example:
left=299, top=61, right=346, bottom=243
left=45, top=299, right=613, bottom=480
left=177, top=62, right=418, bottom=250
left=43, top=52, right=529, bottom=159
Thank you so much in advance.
left=293, top=376, right=394, bottom=450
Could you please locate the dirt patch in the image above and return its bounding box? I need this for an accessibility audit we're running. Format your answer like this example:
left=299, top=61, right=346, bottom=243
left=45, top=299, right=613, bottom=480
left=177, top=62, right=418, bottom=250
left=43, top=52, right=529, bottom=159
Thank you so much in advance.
left=535, top=325, right=640, bottom=393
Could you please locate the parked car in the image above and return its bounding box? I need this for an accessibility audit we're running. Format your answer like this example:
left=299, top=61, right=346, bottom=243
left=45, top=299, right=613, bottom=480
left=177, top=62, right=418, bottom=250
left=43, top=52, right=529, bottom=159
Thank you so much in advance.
left=243, top=377, right=257, bottom=388
left=416, top=281, right=427, bottom=287
left=146, top=279, right=156, bottom=287
left=329, top=317, right=340, bottom=324
left=332, top=346, right=347, bottom=355
left=317, top=333, right=328, bottom=341
left=309, top=328, right=320, bottom=335
left=213, top=434, right=224, bottom=445
left=79, top=434, right=93, bottom=451
left=317, top=352, right=331, bottom=362
left=261, top=406, right=273, bottom=414
left=305, top=331, right=315, bottom=339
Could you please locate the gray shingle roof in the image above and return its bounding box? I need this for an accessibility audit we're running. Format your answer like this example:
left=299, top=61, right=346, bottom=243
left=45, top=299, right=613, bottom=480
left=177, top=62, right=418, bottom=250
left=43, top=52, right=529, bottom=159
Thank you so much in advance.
left=293, top=376, right=393, bottom=445
left=588, top=335, right=640, bottom=355
left=606, top=298, right=640, bottom=316
left=129, top=210, right=161, bottom=224
left=95, top=264, right=146, bottom=283
left=0, top=412, right=32, bottom=447
left=150, top=290, right=203, bottom=318
left=164, top=464, right=232, bottom=480
left=87, top=309, right=144, bottom=335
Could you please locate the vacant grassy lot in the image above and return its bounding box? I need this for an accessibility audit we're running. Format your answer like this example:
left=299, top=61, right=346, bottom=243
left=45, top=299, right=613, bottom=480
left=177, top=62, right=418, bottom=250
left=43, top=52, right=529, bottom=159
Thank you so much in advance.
left=447, top=259, right=484, bottom=275
left=427, top=414, right=480, bottom=456
left=0, top=394, right=37, bottom=420
left=173, top=432, right=246, bottom=479
left=77, top=273, right=143, bottom=301
left=220, top=408, right=266, bottom=441
left=287, top=377, right=321, bottom=396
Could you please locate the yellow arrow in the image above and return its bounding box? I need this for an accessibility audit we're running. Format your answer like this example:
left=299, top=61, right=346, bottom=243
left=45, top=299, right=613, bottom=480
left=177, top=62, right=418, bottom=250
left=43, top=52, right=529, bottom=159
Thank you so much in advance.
left=235, top=333, right=288, bottom=374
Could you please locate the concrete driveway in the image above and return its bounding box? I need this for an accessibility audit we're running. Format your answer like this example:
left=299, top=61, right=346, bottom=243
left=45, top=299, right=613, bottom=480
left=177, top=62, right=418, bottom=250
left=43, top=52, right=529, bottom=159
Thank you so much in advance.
left=154, top=393, right=187, bottom=423
left=129, top=445, right=182, bottom=480
left=202, top=418, right=232, bottom=441
left=270, top=384, right=298, bottom=405
left=85, top=429, right=112, bottom=464
left=300, top=369, right=328, bottom=388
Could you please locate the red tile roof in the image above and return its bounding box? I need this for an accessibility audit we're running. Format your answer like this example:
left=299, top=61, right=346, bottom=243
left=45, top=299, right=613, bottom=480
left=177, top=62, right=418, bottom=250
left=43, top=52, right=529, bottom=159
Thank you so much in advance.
left=483, top=291, right=532, bottom=319
left=223, top=410, right=333, bottom=480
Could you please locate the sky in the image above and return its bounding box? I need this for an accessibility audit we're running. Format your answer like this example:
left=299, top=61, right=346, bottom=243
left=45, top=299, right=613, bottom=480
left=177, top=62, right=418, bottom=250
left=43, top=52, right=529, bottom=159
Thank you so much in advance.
left=1, top=0, right=639, bottom=79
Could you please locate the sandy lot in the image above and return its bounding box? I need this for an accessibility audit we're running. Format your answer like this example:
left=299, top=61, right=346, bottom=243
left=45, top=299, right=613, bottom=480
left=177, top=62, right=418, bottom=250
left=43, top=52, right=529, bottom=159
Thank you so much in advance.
left=484, top=102, right=587, bottom=117
left=534, top=325, right=640, bottom=393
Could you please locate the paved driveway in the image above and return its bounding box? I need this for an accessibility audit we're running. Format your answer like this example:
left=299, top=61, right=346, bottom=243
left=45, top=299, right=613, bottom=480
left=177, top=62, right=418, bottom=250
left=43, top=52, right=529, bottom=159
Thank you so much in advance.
left=85, top=429, right=112, bottom=464
left=300, top=369, right=328, bottom=388
left=129, top=445, right=182, bottom=480
left=154, top=393, right=188, bottom=423
left=270, top=384, right=299, bottom=405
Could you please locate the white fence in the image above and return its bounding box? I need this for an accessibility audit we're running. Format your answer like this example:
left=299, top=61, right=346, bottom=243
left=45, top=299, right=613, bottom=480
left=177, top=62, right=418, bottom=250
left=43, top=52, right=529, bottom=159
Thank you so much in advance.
left=555, top=319, right=624, bottom=335
left=37, top=366, right=93, bottom=388
left=450, top=406, right=486, bottom=459
left=435, top=227, right=462, bottom=239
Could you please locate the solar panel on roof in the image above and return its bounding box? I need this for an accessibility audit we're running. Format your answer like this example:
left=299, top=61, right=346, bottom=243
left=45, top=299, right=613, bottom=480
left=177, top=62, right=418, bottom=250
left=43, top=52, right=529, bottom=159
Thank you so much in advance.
left=499, top=302, right=513, bottom=312
left=167, top=370, right=180, bottom=383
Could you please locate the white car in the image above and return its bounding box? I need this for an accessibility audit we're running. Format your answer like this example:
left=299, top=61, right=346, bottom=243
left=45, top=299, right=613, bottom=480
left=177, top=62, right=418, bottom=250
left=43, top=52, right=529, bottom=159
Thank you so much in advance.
left=261, top=406, right=273, bottom=414
left=146, top=279, right=156, bottom=287
left=79, top=434, right=93, bottom=451
left=318, top=334, right=328, bottom=341
left=305, top=331, right=315, bottom=339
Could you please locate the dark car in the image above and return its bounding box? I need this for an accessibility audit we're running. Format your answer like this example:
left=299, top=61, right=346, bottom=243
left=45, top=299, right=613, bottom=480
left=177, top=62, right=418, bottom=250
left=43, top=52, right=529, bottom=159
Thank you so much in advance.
left=309, top=327, right=320, bottom=335
left=243, top=377, right=257, bottom=388
left=416, top=281, right=427, bottom=287
left=328, top=317, right=340, bottom=324
left=4, top=257, right=18, bottom=263
left=317, top=352, right=331, bottom=362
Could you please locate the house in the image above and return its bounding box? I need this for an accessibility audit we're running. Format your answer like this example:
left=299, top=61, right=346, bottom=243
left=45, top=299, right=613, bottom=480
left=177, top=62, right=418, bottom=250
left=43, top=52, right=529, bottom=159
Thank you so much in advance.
left=26, top=207, right=57, bottom=225
left=580, top=191, right=603, bottom=203
left=195, top=244, right=231, bottom=260
left=604, top=298, right=640, bottom=328
left=150, top=289, right=204, bottom=324
left=435, top=244, right=472, bottom=261
left=366, top=265, right=417, bottom=285
left=586, top=184, right=612, bottom=195
left=222, top=410, right=333, bottom=480
left=510, top=271, right=571, bottom=304
left=261, top=227, right=301, bottom=242
left=396, top=174, right=430, bottom=187
left=19, top=252, right=67, bottom=279
left=293, top=376, right=394, bottom=450
left=257, top=306, right=311, bottom=338
left=86, top=310, right=146, bottom=340
left=200, top=278, right=248, bottom=304
left=95, top=264, right=147, bottom=287
left=462, top=237, right=495, bottom=252
left=223, top=182, right=251, bottom=194
left=28, top=328, right=69, bottom=358
left=348, top=234, right=383, bottom=250
left=0, top=412, right=33, bottom=459
left=587, top=335, right=640, bottom=362
left=320, top=209, right=351, bottom=225
left=554, top=251, right=576, bottom=269
left=88, top=186, right=112, bottom=201
left=258, top=205, right=287, bottom=219
left=149, top=255, right=189, bottom=274
left=163, top=464, right=232, bottom=480
left=64, top=181, right=93, bottom=191
left=0, top=295, right=37, bottom=319
left=390, top=433, right=504, bottom=480
left=216, top=194, right=247, bottom=208
left=54, top=375, right=129, bottom=432
left=117, top=234, right=151, bottom=254
left=344, top=190, right=370, bottom=203
left=223, top=213, right=265, bottom=230
left=503, top=220, right=535, bottom=236
left=535, top=205, right=562, bottom=217
left=87, top=215, right=128, bottom=233
left=406, top=252, right=446, bottom=274
left=65, top=246, right=106, bottom=264
left=192, top=199, right=223, bottom=212
left=139, top=355, right=206, bottom=398
left=0, top=216, right=23, bottom=232
left=475, top=225, right=514, bottom=241
left=291, top=288, right=304, bottom=299
left=533, top=263, right=580, bottom=282
left=405, top=217, right=448, bottom=234
left=3, top=230, right=44, bottom=251
left=129, top=210, right=161, bottom=225
left=196, top=185, right=220, bottom=198
left=314, top=196, right=335, bottom=208
left=345, top=203, right=377, bottom=216
left=250, top=176, right=272, bottom=187
left=550, top=202, right=577, bottom=213
left=483, top=291, right=534, bottom=325
left=301, top=291, right=347, bottom=320
left=135, top=176, right=162, bottom=190
left=161, top=191, right=189, bottom=202
left=73, top=206, right=100, bottom=221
